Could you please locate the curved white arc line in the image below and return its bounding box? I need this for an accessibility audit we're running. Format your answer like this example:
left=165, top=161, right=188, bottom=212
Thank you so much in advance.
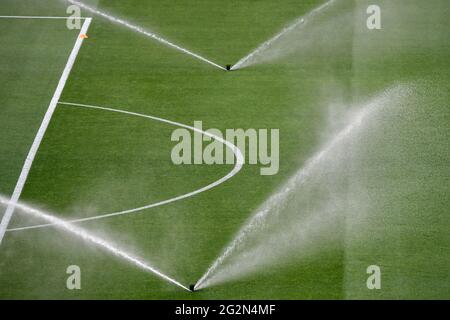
left=7, top=102, right=244, bottom=232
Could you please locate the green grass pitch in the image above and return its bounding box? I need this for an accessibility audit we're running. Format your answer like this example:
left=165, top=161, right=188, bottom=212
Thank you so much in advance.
left=0, top=0, right=448, bottom=299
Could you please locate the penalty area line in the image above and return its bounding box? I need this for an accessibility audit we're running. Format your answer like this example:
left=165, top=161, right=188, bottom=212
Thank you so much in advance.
left=0, top=18, right=92, bottom=246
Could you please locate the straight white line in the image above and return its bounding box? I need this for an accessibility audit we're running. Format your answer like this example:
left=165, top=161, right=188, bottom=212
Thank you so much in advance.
left=0, top=18, right=92, bottom=245
left=0, top=16, right=88, bottom=19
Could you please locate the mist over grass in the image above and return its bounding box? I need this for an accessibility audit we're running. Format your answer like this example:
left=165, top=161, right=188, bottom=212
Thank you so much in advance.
left=234, top=0, right=352, bottom=69
left=197, top=84, right=414, bottom=289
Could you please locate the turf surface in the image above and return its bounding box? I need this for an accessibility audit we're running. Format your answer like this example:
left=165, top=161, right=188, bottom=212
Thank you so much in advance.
left=0, top=0, right=448, bottom=299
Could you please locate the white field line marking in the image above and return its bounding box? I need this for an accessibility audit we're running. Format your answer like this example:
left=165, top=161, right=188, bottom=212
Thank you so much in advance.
left=7, top=101, right=244, bottom=232
left=0, top=18, right=92, bottom=245
left=0, top=16, right=88, bottom=19
left=0, top=195, right=190, bottom=291
left=66, top=0, right=226, bottom=71
left=231, top=0, right=336, bottom=70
